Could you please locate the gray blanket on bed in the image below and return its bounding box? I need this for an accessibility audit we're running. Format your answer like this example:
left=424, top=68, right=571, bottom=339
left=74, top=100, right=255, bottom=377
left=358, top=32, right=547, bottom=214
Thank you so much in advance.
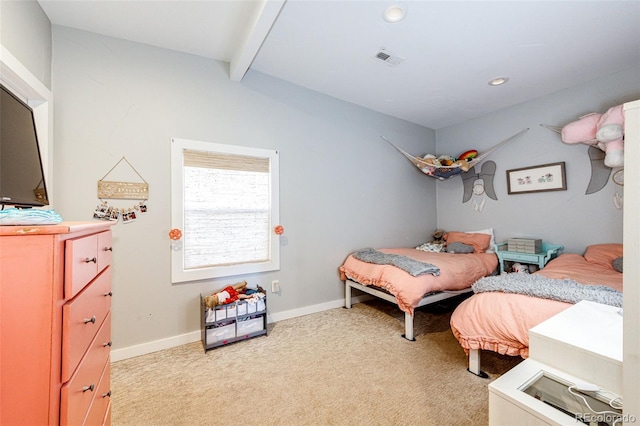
left=472, top=273, right=622, bottom=307
left=351, top=248, right=440, bottom=277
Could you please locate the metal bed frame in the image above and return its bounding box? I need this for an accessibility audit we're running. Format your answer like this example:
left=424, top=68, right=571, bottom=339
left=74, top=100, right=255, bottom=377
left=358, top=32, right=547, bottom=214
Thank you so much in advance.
left=343, top=279, right=472, bottom=341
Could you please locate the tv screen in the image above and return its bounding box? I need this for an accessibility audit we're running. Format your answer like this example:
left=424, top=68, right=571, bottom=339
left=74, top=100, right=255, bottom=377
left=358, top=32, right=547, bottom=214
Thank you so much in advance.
left=0, top=83, right=50, bottom=208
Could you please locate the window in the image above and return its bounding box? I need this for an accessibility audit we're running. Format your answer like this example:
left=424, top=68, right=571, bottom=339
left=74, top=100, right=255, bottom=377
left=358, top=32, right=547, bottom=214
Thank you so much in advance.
left=171, top=138, right=279, bottom=283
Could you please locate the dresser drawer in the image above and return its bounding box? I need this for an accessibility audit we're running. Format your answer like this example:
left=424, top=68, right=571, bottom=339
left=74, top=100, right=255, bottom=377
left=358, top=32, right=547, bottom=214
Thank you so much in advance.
left=83, top=360, right=111, bottom=426
left=62, top=271, right=112, bottom=383
left=97, top=231, right=113, bottom=275
left=60, top=312, right=111, bottom=426
left=65, top=231, right=112, bottom=299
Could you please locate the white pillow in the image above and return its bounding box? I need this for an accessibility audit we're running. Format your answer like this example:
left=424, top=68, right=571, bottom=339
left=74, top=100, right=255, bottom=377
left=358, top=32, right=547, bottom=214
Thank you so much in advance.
left=466, top=228, right=496, bottom=253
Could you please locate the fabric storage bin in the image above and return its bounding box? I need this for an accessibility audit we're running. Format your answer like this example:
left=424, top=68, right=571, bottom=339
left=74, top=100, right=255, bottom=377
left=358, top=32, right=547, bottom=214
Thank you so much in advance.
left=226, top=304, right=237, bottom=318
left=205, top=304, right=232, bottom=323
left=237, top=302, right=247, bottom=316
left=214, top=306, right=227, bottom=321
left=236, top=317, right=264, bottom=336
left=205, top=308, right=216, bottom=323
left=206, top=323, right=235, bottom=345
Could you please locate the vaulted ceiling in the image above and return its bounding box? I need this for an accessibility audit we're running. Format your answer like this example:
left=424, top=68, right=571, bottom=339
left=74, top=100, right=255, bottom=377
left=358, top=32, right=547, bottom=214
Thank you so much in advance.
left=38, top=0, right=640, bottom=129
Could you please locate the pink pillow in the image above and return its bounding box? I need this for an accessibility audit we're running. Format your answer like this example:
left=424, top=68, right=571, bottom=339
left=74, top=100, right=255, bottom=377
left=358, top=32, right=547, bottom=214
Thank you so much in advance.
left=445, top=231, right=491, bottom=253
left=583, top=243, right=623, bottom=269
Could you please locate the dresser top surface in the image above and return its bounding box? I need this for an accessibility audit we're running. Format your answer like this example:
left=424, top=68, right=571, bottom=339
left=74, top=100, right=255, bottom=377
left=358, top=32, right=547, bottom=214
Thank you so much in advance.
left=0, top=221, right=113, bottom=236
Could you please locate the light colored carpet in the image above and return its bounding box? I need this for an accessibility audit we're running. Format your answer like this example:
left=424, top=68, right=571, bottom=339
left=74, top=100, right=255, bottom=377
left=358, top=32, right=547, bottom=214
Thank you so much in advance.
left=111, top=299, right=521, bottom=425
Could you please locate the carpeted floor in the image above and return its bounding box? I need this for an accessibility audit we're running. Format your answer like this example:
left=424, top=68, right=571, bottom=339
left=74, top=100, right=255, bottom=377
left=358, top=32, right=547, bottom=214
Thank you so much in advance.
left=111, top=299, right=521, bottom=425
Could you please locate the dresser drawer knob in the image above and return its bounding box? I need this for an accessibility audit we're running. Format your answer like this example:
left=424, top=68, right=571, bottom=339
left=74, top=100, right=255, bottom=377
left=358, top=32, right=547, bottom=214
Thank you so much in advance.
left=104, top=246, right=113, bottom=252
left=82, top=384, right=95, bottom=392
left=104, top=291, right=113, bottom=297
left=85, top=257, right=97, bottom=263
left=84, top=316, right=97, bottom=324
left=103, top=390, right=112, bottom=398
left=103, top=341, right=112, bottom=347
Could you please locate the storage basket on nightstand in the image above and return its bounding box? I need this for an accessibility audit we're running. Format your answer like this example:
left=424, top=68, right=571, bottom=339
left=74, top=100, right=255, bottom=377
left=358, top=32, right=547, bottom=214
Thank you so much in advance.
left=200, top=292, right=267, bottom=352
left=507, top=238, right=542, bottom=254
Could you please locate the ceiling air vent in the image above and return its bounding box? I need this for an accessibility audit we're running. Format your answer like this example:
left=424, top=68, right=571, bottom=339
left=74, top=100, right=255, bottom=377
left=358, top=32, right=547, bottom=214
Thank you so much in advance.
left=374, top=49, right=404, bottom=66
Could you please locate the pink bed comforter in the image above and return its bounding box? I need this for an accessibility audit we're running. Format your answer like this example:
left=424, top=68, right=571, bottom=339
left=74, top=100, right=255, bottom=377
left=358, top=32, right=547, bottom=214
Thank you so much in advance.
left=450, top=251, right=623, bottom=358
left=339, top=248, right=498, bottom=315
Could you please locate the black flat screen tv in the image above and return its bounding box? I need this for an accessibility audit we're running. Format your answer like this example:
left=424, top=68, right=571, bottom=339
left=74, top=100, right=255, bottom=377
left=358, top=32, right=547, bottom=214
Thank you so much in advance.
left=0, top=83, right=50, bottom=208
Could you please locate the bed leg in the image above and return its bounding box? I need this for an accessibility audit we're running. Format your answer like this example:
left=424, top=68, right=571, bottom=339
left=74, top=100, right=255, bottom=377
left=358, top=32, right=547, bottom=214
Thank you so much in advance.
left=402, top=312, right=415, bottom=341
left=467, top=349, right=488, bottom=378
left=344, top=281, right=352, bottom=309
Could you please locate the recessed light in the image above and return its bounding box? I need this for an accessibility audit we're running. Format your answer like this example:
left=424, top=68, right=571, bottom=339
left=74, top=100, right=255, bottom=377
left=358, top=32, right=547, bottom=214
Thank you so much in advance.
left=488, top=77, right=509, bottom=86
left=383, top=4, right=406, bottom=23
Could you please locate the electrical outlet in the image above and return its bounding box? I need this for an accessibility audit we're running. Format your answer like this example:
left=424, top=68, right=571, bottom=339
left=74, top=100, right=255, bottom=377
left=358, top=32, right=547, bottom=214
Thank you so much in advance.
left=271, top=280, right=280, bottom=293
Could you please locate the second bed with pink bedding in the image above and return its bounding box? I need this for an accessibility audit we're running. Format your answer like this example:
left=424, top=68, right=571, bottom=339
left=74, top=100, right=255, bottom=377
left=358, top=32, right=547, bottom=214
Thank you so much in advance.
left=450, top=243, right=623, bottom=375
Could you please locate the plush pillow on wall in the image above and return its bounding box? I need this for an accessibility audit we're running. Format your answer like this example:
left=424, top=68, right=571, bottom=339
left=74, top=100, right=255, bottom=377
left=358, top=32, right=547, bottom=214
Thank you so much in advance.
left=445, top=231, right=491, bottom=253
left=466, top=228, right=496, bottom=253
left=583, top=243, right=624, bottom=270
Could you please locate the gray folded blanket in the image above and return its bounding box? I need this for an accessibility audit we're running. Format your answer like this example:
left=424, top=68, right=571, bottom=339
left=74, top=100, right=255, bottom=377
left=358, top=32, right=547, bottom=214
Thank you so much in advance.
left=472, top=273, right=622, bottom=307
left=352, top=248, right=440, bottom=277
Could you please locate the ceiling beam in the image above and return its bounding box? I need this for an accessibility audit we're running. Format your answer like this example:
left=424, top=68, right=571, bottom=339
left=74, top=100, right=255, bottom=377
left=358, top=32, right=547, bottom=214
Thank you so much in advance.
left=230, top=0, right=286, bottom=82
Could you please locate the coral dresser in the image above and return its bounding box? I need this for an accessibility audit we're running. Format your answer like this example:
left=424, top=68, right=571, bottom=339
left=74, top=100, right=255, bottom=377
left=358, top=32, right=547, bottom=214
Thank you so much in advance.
left=0, top=221, right=113, bottom=425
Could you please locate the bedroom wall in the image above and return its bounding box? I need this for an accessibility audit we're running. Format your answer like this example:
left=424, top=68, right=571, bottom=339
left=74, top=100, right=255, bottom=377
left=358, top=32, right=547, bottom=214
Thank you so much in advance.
left=50, top=26, right=437, bottom=356
left=0, top=0, right=52, bottom=89
left=435, top=66, right=640, bottom=254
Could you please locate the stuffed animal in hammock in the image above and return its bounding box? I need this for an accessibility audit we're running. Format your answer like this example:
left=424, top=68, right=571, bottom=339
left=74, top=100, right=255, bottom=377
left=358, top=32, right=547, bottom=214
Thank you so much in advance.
left=205, top=280, right=250, bottom=308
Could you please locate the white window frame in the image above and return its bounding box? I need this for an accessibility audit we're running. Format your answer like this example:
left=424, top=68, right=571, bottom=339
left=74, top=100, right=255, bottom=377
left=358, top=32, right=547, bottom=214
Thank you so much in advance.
left=171, top=138, right=280, bottom=283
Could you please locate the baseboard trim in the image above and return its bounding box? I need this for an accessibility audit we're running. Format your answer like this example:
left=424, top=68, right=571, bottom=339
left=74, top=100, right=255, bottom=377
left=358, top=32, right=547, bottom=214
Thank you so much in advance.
left=110, top=331, right=201, bottom=362
left=111, top=294, right=372, bottom=362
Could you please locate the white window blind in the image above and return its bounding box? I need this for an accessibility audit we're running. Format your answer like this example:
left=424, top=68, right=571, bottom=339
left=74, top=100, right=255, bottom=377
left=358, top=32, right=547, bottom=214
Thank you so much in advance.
left=171, top=138, right=279, bottom=283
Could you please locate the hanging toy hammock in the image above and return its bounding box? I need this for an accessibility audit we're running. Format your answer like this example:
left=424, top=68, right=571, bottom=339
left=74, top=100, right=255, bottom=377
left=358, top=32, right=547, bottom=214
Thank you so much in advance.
left=382, top=128, right=529, bottom=180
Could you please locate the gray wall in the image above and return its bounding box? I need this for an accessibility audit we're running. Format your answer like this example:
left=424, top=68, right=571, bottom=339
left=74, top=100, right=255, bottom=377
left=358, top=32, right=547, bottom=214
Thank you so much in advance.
left=0, top=0, right=52, bottom=89
left=5, top=1, right=638, bottom=360
left=51, top=27, right=437, bottom=351
left=435, top=67, right=639, bottom=254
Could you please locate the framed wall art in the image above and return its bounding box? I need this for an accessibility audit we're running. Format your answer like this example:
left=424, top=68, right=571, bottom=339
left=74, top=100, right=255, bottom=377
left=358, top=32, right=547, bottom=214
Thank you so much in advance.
left=506, top=162, right=567, bottom=194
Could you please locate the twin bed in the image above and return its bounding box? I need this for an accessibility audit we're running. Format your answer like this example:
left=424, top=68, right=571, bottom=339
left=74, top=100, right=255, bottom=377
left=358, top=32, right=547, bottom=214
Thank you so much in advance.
left=450, top=242, right=623, bottom=376
left=339, top=235, right=623, bottom=375
left=339, top=229, right=498, bottom=340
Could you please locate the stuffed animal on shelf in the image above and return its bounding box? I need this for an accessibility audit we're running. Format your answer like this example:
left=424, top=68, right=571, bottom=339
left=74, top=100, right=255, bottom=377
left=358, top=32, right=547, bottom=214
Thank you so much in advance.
left=205, top=280, right=250, bottom=308
left=561, top=104, right=625, bottom=168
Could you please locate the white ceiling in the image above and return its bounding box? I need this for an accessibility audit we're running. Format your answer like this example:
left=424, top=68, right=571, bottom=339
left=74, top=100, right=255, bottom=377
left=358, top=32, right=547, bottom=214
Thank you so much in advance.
left=38, top=0, right=640, bottom=129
